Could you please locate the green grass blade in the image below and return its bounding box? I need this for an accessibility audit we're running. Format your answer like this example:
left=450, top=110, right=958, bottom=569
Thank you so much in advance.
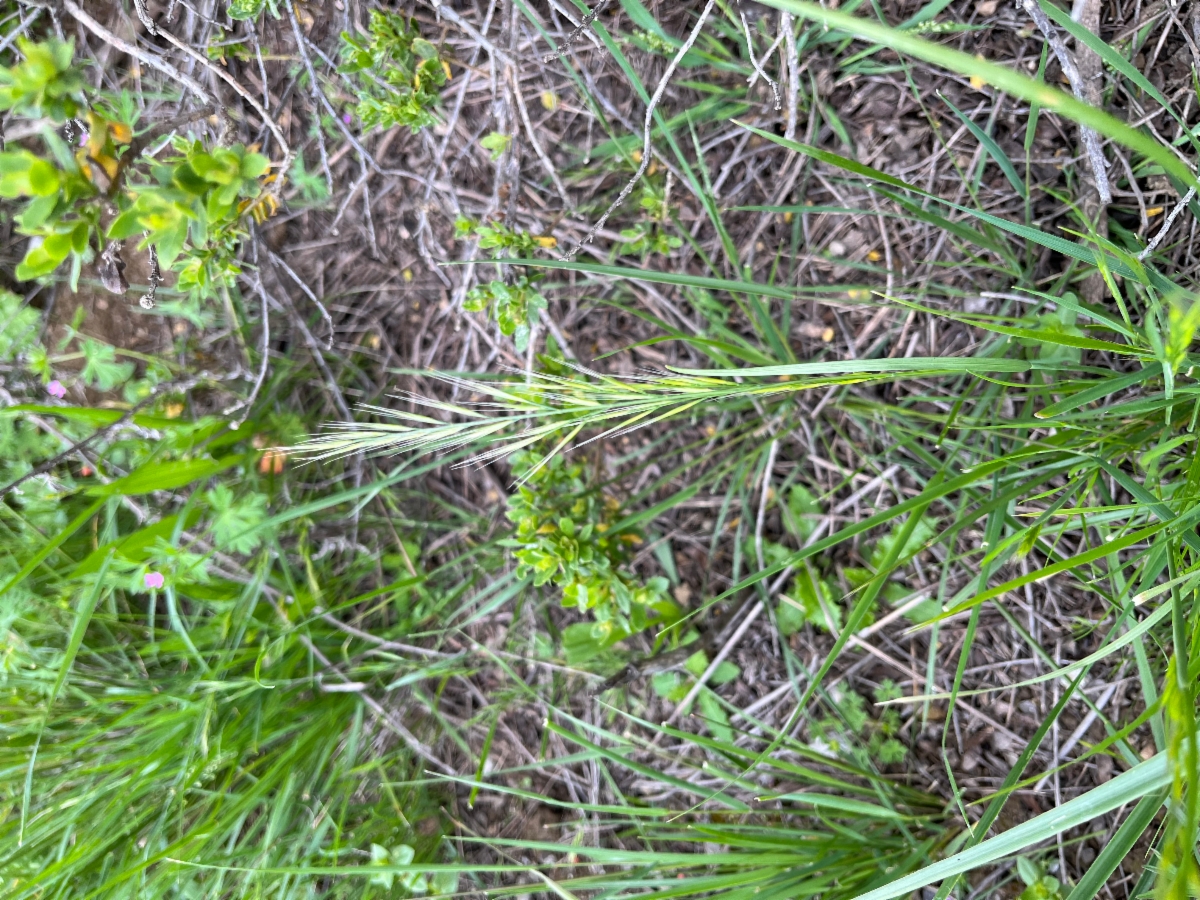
left=940, top=93, right=1025, bottom=197
left=757, top=0, right=1200, bottom=194
left=21, top=551, right=113, bottom=846
left=676, top=357, right=1035, bottom=376
left=1064, top=788, right=1168, bottom=900
left=46, top=554, right=113, bottom=706
left=0, top=496, right=105, bottom=599
left=851, top=750, right=1172, bottom=900
left=1037, top=367, right=1154, bottom=418
left=509, top=259, right=795, bottom=299
left=85, top=454, right=247, bottom=497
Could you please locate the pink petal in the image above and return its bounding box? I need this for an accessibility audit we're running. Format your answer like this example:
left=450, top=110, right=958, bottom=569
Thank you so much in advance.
left=47, top=380, right=66, bottom=399
left=144, top=572, right=165, bottom=590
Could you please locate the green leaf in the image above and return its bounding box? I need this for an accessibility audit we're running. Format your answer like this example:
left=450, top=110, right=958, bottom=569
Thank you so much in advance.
left=16, top=245, right=64, bottom=280
left=696, top=688, right=733, bottom=743
left=1036, top=366, right=1153, bottom=418
left=847, top=746, right=1173, bottom=900
left=783, top=566, right=840, bottom=632
left=79, top=338, right=134, bottom=391
left=941, top=92, right=1026, bottom=197
left=776, top=594, right=806, bottom=637
left=16, top=194, right=57, bottom=233
left=652, top=670, right=682, bottom=699
left=3, top=404, right=191, bottom=430
left=1017, top=857, right=1041, bottom=887
left=480, top=131, right=512, bottom=160
left=106, top=209, right=145, bottom=240
left=431, top=870, right=459, bottom=895
left=205, top=484, right=268, bottom=554
left=226, top=0, right=268, bottom=20
left=240, top=151, right=270, bottom=179
left=86, top=455, right=246, bottom=497
left=783, top=484, right=821, bottom=541
left=27, top=157, right=61, bottom=195
left=869, top=514, right=937, bottom=569
left=710, top=660, right=740, bottom=686
left=368, top=843, right=395, bottom=890
left=411, top=37, right=438, bottom=60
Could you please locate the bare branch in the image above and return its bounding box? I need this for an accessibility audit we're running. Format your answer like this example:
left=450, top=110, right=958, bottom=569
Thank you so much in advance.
left=1139, top=187, right=1197, bottom=261
left=61, top=0, right=212, bottom=105
left=542, top=0, right=612, bottom=63
left=738, top=1, right=781, bottom=109
left=1018, top=0, right=1110, bottom=203
left=564, top=0, right=720, bottom=260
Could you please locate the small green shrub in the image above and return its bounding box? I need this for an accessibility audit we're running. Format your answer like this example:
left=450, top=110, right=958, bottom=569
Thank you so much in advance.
left=615, top=179, right=682, bottom=259
left=505, top=449, right=677, bottom=662
left=0, top=39, right=271, bottom=305
left=369, top=843, right=458, bottom=896
left=339, top=10, right=447, bottom=131
left=458, top=219, right=555, bottom=352
left=1016, top=858, right=1064, bottom=900
left=0, top=37, right=85, bottom=121
left=772, top=484, right=940, bottom=636
left=463, top=276, right=548, bottom=352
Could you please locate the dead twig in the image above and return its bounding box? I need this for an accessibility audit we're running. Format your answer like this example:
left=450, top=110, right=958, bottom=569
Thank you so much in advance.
left=136, top=245, right=161, bottom=310
left=542, top=0, right=612, bottom=62
left=1139, top=186, right=1197, bottom=260
left=287, top=4, right=333, bottom=192
left=781, top=12, right=800, bottom=140
left=61, top=0, right=212, bottom=105
left=133, top=0, right=157, bottom=35
left=267, top=249, right=335, bottom=350
left=1018, top=0, right=1111, bottom=203
left=737, top=0, right=781, bottom=109
left=564, top=0, right=720, bottom=260
left=509, top=66, right=573, bottom=208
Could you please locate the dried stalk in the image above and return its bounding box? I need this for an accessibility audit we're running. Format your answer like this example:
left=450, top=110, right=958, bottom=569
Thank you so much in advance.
left=738, top=1, right=781, bottom=109
left=564, top=0, right=720, bottom=260
left=1018, top=0, right=1111, bottom=203
left=542, top=0, right=612, bottom=62
left=61, top=0, right=212, bottom=105
left=1139, top=187, right=1197, bottom=260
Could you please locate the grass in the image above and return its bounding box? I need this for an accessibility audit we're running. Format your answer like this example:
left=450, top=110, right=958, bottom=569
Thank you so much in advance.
left=0, top=380, right=486, bottom=897
left=4, top=0, right=1200, bottom=898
